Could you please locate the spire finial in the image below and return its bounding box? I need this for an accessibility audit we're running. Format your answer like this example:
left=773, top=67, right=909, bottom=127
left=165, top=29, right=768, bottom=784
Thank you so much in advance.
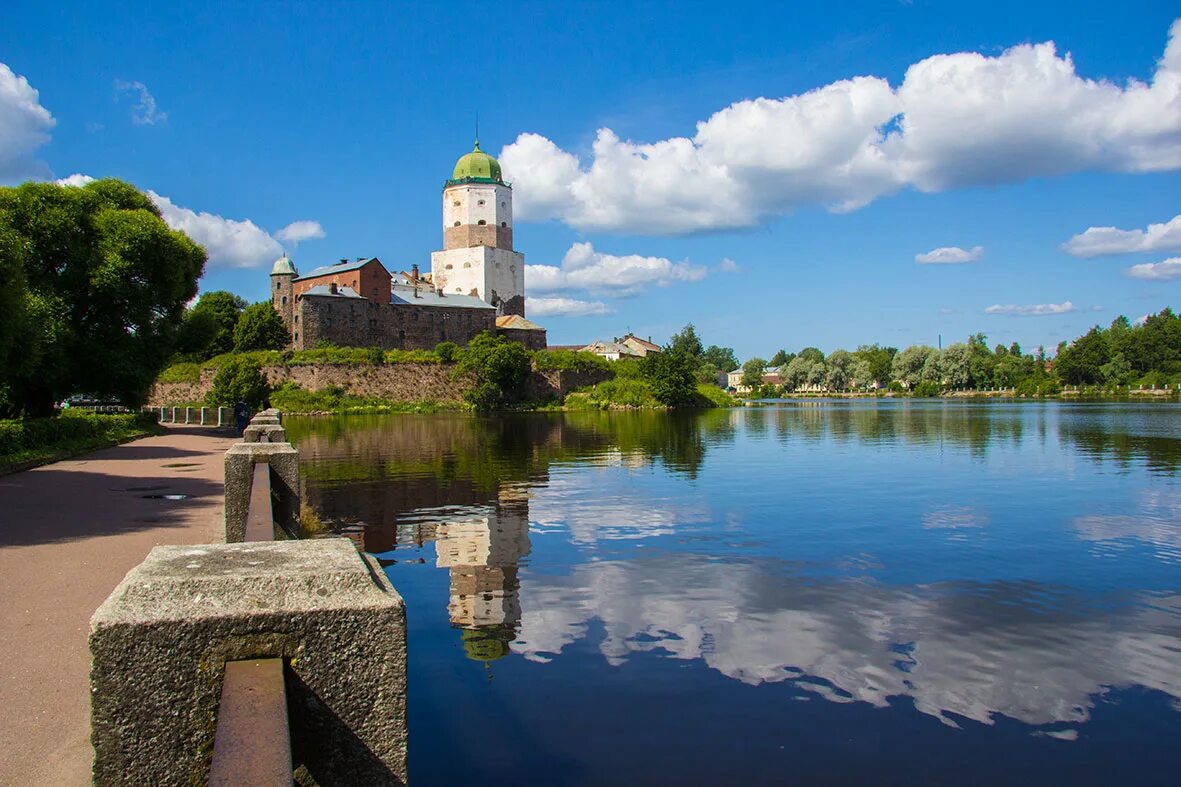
left=474, top=112, right=480, bottom=150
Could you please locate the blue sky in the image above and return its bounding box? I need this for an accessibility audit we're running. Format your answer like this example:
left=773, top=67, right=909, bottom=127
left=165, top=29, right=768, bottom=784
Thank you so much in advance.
left=2, top=1, right=1179, bottom=358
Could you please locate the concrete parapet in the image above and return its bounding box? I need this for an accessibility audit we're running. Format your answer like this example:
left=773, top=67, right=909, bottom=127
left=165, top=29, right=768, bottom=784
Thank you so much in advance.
left=250, top=415, right=281, bottom=426
left=90, top=539, right=408, bottom=786
left=224, top=443, right=300, bottom=542
left=242, top=424, right=288, bottom=444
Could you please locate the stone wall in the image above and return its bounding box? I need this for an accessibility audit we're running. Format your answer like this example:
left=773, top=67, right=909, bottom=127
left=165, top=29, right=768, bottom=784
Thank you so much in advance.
left=148, top=363, right=613, bottom=407
left=295, top=295, right=496, bottom=351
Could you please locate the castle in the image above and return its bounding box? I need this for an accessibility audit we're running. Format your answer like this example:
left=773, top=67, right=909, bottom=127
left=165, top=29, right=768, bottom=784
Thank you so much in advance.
left=269, top=140, right=546, bottom=351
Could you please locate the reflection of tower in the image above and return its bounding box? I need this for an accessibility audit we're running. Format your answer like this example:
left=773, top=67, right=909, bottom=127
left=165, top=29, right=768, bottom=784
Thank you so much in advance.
left=434, top=485, right=531, bottom=661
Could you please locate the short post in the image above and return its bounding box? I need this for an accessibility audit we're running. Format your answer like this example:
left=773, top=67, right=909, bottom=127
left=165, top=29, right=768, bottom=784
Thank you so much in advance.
left=223, top=443, right=301, bottom=542
left=89, top=540, right=408, bottom=785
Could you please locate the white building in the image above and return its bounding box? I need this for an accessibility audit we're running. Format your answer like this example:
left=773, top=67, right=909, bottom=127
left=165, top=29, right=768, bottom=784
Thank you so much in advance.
left=430, top=141, right=527, bottom=316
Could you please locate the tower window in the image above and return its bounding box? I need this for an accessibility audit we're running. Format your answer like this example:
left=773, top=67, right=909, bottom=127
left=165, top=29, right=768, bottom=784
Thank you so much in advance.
left=463, top=262, right=471, bottom=268
left=275, top=282, right=281, bottom=291
left=501, top=222, right=507, bottom=227
left=501, top=202, right=506, bottom=207
left=477, top=219, right=486, bottom=225
left=453, top=221, right=461, bottom=227
left=477, top=199, right=485, bottom=206
left=281, top=296, right=287, bottom=306
left=445, top=264, right=453, bottom=270
left=453, top=200, right=460, bottom=207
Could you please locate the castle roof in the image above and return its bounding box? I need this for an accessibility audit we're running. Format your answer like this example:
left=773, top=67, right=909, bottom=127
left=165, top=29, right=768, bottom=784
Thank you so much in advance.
left=447, top=140, right=505, bottom=187
left=270, top=254, right=297, bottom=276
left=391, top=290, right=494, bottom=310
left=294, top=257, right=383, bottom=281
left=301, top=284, right=363, bottom=298
left=496, top=314, right=545, bottom=331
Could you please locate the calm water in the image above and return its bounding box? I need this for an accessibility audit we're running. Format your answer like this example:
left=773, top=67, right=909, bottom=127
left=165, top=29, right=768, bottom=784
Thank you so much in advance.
left=285, top=401, right=1181, bottom=786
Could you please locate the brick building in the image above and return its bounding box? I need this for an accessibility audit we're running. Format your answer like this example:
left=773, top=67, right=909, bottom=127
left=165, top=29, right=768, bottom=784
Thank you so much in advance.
left=269, top=140, right=545, bottom=351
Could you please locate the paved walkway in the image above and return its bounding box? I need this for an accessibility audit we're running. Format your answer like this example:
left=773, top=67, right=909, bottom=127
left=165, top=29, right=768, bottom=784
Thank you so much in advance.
left=0, top=426, right=237, bottom=786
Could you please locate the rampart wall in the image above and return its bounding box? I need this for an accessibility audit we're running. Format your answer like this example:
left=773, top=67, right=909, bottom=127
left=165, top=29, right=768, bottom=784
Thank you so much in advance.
left=295, top=296, right=496, bottom=351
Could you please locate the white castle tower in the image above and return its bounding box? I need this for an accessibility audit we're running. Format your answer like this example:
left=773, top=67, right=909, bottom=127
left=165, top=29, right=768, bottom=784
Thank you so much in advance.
left=430, top=140, right=526, bottom=316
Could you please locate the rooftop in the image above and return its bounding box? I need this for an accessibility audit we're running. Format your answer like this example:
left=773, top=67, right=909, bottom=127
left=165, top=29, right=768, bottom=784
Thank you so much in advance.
left=301, top=284, right=363, bottom=298
left=294, top=257, right=382, bottom=282
left=390, top=290, right=494, bottom=310
left=446, top=140, right=507, bottom=188
left=496, top=314, right=545, bottom=331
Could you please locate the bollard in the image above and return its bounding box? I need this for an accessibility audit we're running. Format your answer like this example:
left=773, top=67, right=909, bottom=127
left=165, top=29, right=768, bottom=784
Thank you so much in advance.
left=223, top=443, right=300, bottom=542
left=89, top=540, right=408, bottom=786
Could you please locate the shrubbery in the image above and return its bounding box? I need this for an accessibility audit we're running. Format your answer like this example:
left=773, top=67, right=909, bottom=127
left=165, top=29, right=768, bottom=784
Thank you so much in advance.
left=453, top=332, right=532, bottom=410
left=0, top=411, right=156, bottom=464
left=269, top=382, right=451, bottom=414
left=206, top=356, right=269, bottom=407
left=533, top=349, right=612, bottom=374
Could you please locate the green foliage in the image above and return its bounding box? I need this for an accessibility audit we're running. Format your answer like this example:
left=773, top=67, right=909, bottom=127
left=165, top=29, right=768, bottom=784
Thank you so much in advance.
left=741, top=357, right=768, bottom=388
left=454, top=332, right=532, bottom=410
left=0, top=411, right=156, bottom=467
left=268, top=382, right=453, bottom=414
left=565, top=377, right=659, bottom=409
left=533, top=349, right=612, bottom=374
left=703, top=344, right=740, bottom=373
left=385, top=348, right=444, bottom=364
left=156, top=362, right=202, bottom=384
left=913, top=381, right=943, bottom=397
left=855, top=344, right=897, bottom=385
left=206, top=356, right=269, bottom=407
left=644, top=348, right=700, bottom=407
left=694, top=383, right=739, bottom=407
left=769, top=349, right=791, bottom=367
left=178, top=291, right=246, bottom=359
left=668, top=324, right=703, bottom=358
left=233, top=302, right=289, bottom=352
left=435, top=341, right=460, bottom=362
left=0, top=178, right=205, bottom=415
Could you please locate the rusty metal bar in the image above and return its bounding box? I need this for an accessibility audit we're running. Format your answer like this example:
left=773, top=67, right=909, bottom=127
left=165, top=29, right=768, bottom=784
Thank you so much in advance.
left=244, top=462, right=274, bottom=542
left=209, top=658, right=291, bottom=786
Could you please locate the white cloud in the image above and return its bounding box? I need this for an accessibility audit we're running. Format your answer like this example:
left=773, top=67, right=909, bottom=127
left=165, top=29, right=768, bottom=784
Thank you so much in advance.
left=528, top=297, right=614, bottom=317
left=985, top=300, right=1076, bottom=316
left=525, top=242, right=707, bottom=297
left=1064, top=215, right=1181, bottom=257
left=0, top=62, right=55, bottom=183
left=274, top=220, right=326, bottom=245
left=55, top=173, right=95, bottom=187
left=1126, top=256, right=1181, bottom=280
left=916, top=245, right=984, bottom=264
left=718, top=257, right=740, bottom=272
left=114, top=79, right=167, bottom=125
left=148, top=191, right=284, bottom=268
left=501, top=19, right=1181, bottom=234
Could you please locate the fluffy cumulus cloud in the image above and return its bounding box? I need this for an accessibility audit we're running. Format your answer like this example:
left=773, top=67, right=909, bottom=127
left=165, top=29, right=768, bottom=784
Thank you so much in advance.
left=274, top=220, right=326, bottom=245
left=1126, top=257, right=1181, bottom=280
left=525, top=242, right=707, bottom=297
left=114, top=79, right=167, bottom=125
left=501, top=19, right=1181, bottom=234
left=148, top=191, right=283, bottom=268
left=915, top=245, right=984, bottom=264
left=985, top=300, right=1076, bottom=316
left=528, top=297, right=614, bottom=317
left=1063, top=214, right=1181, bottom=257
left=55, top=173, right=94, bottom=187
left=0, top=62, right=55, bottom=182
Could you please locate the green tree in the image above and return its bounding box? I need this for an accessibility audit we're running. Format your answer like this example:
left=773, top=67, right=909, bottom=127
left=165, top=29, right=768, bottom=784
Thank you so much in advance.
left=454, top=332, right=532, bottom=410
left=644, top=348, right=699, bottom=407
left=825, top=349, right=854, bottom=390
left=1099, top=352, right=1133, bottom=386
left=206, top=356, right=269, bottom=407
left=741, top=357, right=768, bottom=388
left=233, top=302, right=289, bottom=352
left=892, top=345, right=937, bottom=388
left=939, top=343, right=973, bottom=388
left=854, top=344, right=897, bottom=386
left=182, top=291, right=247, bottom=358
left=1055, top=326, right=1110, bottom=385
left=668, top=324, right=704, bottom=358
left=701, top=344, right=739, bottom=373
left=0, top=178, right=205, bottom=415
left=769, top=349, right=791, bottom=367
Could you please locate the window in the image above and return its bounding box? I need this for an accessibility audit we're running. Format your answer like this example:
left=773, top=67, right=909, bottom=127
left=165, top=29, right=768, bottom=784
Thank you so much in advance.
left=501, top=201, right=506, bottom=207
left=463, top=262, right=471, bottom=268
left=281, top=296, right=287, bottom=306
left=477, top=199, right=485, bottom=206
left=294, top=315, right=299, bottom=324
left=501, top=222, right=507, bottom=227
left=453, top=200, right=460, bottom=207
left=477, top=219, right=486, bottom=225
left=445, top=264, right=453, bottom=270
left=275, top=282, right=281, bottom=291
left=453, top=221, right=460, bottom=227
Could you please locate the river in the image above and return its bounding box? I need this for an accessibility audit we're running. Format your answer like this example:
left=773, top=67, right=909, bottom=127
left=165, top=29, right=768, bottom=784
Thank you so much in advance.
left=285, top=400, right=1181, bottom=785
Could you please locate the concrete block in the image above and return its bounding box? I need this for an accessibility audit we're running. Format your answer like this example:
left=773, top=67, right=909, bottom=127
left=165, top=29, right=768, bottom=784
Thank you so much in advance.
left=224, top=443, right=300, bottom=542
left=242, top=424, right=288, bottom=444
left=90, top=539, right=407, bottom=786
left=251, top=415, right=281, bottom=426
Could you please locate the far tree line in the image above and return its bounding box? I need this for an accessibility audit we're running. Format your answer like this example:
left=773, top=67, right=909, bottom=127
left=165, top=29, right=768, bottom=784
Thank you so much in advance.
left=733, top=310, right=1181, bottom=396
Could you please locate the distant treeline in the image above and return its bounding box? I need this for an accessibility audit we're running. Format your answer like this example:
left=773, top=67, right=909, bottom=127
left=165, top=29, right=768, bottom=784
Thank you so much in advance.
left=739, top=308, right=1181, bottom=395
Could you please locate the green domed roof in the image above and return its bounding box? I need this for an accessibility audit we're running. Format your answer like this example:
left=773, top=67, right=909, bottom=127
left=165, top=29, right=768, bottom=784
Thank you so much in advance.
left=450, top=140, right=504, bottom=185
left=271, top=254, right=297, bottom=276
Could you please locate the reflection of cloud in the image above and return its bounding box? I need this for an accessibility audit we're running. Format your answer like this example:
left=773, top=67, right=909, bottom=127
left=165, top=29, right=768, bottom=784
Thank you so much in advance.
left=923, top=505, right=989, bottom=530
left=514, top=555, right=1181, bottom=729
left=1074, top=489, right=1181, bottom=563
left=529, top=473, right=710, bottom=544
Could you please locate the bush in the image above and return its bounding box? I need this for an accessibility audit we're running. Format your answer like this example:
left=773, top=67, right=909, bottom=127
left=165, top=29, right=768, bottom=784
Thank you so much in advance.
left=269, top=381, right=453, bottom=414
left=533, top=349, right=612, bottom=374
left=0, top=412, right=156, bottom=464
left=435, top=341, right=460, bottom=362
left=693, top=384, right=739, bottom=407
left=912, top=381, right=943, bottom=397
left=643, top=349, right=698, bottom=407
left=206, top=356, right=269, bottom=407
left=156, top=363, right=201, bottom=384
left=386, top=348, right=443, bottom=364
left=454, top=332, right=532, bottom=410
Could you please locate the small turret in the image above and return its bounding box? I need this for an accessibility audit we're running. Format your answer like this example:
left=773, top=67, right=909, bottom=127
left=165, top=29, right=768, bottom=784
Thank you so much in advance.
left=270, top=254, right=298, bottom=335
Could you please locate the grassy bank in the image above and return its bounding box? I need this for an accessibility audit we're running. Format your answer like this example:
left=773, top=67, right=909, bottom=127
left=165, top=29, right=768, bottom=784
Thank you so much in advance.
left=269, top=382, right=462, bottom=415
left=0, top=411, right=159, bottom=473
left=566, top=380, right=739, bottom=410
